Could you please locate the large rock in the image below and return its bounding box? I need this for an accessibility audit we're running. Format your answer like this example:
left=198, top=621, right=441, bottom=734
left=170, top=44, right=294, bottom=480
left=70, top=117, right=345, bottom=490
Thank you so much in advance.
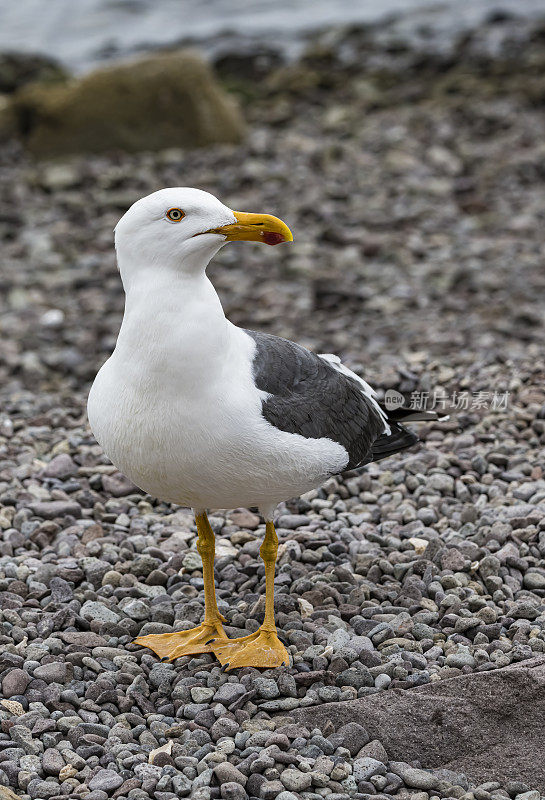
left=0, top=51, right=68, bottom=94
left=291, top=656, right=545, bottom=790
left=5, top=51, right=244, bottom=157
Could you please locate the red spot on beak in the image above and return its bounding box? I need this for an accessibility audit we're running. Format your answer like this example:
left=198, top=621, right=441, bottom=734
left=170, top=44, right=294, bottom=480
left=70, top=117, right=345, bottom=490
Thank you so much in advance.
left=263, top=231, right=285, bottom=246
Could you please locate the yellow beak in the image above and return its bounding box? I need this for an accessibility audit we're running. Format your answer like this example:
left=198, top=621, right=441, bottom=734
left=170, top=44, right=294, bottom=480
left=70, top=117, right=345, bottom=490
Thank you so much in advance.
left=207, top=210, right=293, bottom=246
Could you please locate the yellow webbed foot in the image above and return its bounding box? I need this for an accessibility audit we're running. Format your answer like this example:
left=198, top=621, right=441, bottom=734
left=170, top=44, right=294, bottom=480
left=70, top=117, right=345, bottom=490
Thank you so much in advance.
left=210, top=627, right=289, bottom=670
left=133, top=618, right=227, bottom=662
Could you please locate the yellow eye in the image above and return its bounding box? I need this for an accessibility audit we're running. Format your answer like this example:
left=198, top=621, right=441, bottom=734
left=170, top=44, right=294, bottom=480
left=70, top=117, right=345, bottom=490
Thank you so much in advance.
left=166, top=207, right=185, bottom=222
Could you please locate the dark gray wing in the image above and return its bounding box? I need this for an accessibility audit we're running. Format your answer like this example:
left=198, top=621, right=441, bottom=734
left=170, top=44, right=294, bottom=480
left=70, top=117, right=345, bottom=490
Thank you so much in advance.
left=244, top=329, right=386, bottom=470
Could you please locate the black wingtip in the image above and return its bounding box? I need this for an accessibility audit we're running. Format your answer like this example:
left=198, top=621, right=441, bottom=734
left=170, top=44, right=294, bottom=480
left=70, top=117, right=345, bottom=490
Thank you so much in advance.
left=370, top=421, right=418, bottom=462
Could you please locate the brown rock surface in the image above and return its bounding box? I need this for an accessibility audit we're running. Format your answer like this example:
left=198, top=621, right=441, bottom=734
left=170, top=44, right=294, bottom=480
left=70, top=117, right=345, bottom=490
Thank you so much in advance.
left=0, top=789, right=23, bottom=800
left=5, top=51, right=245, bottom=157
left=291, top=657, right=545, bottom=790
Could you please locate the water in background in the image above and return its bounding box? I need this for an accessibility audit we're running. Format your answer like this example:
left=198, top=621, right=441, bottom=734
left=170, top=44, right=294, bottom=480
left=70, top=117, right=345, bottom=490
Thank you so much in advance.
left=0, top=0, right=542, bottom=73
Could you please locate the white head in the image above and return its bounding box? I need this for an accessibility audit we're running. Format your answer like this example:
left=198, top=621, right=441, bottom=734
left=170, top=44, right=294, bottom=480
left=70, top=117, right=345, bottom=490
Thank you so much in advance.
left=114, top=187, right=293, bottom=288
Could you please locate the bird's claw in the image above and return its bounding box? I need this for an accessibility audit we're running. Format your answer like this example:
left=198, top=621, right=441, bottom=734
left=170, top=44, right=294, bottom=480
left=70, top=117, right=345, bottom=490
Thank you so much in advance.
left=133, top=620, right=228, bottom=661
left=209, top=627, right=290, bottom=670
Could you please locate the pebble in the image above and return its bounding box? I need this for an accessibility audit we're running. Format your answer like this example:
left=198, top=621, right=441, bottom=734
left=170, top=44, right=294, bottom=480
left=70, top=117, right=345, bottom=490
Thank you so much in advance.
left=214, top=763, right=247, bottom=786
left=277, top=514, right=310, bottom=529
left=33, top=662, right=72, bottom=683
left=254, top=677, right=280, bottom=699
left=211, top=718, right=239, bottom=741
left=28, top=500, right=82, bottom=518
left=523, top=573, right=545, bottom=590
left=88, top=769, right=125, bottom=792
left=2, top=669, right=31, bottom=697
left=43, top=453, right=77, bottom=479
left=80, top=600, right=121, bottom=623
left=375, top=673, right=392, bottom=689
left=354, top=757, right=387, bottom=781
left=357, top=740, right=388, bottom=762
left=336, top=722, right=370, bottom=756
left=401, top=766, right=440, bottom=790
left=280, top=769, right=312, bottom=791
left=213, top=684, right=247, bottom=705
left=446, top=650, right=477, bottom=669
left=27, top=779, right=59, bottom=798
left=220, top=783, right=248, bottom=800
left=102, top=471, right=139, bottom=496
left=42, top=748, right=65, bottom=775
left=228, top=509, right=260, bottom=529
left=191, top=687, right=215, bottom=703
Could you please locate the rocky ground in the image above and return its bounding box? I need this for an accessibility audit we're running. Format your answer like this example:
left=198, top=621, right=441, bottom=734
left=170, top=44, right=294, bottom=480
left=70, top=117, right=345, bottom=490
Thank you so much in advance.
left=1, top=11, right=545, bottom=800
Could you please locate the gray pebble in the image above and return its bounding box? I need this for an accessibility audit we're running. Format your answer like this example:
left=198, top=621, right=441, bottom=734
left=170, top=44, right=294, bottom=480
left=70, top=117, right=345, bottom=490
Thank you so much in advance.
left=354, top=757, right=386, bottom=781
left=214, top=762, right=247, bottom=786
left=2, top=669, right=30, bottom=697
left=88, top=769, right=124, bottom=792
left=210, top=717, right=239, bottom=741
left=280, top=768, right=312, bottom=791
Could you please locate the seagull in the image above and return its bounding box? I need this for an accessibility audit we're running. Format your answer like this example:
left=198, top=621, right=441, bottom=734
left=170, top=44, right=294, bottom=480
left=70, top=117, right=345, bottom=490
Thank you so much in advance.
left=88, top=187, right=438, bottom=670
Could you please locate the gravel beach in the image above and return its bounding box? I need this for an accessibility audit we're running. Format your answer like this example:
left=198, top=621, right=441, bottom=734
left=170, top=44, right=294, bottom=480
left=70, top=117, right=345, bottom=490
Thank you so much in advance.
left=1, top=11, right=545, bottom=800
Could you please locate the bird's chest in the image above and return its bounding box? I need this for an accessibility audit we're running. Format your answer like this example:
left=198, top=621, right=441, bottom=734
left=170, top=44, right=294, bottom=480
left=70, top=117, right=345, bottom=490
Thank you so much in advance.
left=88, top=348, right=263, bottom=498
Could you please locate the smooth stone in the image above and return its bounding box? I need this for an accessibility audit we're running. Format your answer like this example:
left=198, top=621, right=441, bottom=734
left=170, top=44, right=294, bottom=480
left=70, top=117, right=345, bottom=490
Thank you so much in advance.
left=88, top=768, right=124, bottom=792
left=2, top=669, right=31, bottom=698
left=353, top=757, right=386, bottom=781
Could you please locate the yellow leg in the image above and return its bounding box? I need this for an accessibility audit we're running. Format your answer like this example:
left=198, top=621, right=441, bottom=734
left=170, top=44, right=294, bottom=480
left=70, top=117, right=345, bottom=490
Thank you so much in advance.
left=210, top=521, right=289, bottom=670
left=133, top=511, right=228, bottom=661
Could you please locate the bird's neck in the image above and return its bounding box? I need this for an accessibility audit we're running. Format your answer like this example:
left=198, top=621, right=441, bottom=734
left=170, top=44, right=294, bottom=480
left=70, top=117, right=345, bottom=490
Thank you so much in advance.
left=114, top=263, right=229, bottom=389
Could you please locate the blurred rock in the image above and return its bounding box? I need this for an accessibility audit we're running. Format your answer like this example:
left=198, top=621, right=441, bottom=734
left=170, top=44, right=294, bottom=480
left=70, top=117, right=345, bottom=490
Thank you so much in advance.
left=5, top=51, right=245, bottom=157
left=214, top=46, right=283, bottom=82
left=0, top=51, right=68, bottom=94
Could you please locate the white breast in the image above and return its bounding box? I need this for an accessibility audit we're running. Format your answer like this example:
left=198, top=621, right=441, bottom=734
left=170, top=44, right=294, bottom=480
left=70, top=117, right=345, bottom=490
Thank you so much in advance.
left=88, top=280, right=347, bottom=515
